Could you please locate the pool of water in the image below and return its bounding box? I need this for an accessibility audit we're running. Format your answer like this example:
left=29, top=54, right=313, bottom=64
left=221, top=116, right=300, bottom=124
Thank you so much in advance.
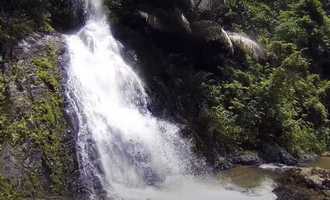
left=220, top=166, right=277, bottom=189
left=311, top=156, right=330, bottom=169
left=212, top=155, right=330, bottom=200
left=112, top=174, right=277, bottom=200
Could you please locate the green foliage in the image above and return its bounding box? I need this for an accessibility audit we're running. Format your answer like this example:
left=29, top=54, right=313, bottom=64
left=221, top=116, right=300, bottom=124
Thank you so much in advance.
left=30, top=96, right=68, bottom=192
left=0, top=176, right=22, bottom=200
left=275, top=0, right=330, bottom=49
left=225, top=0, right=330, bottom=75
left=207, top=47, right=330, bottom=155
left=0, top=74, right=5, bottom=103
left=33, top=48, right=60, bottom=92
left=201, top=0, right=330, bottom=155
left=0, top=73, right=7, bottom=150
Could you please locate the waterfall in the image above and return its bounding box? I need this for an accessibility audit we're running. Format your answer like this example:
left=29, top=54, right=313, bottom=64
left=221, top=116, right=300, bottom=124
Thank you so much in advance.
left=65, top=0, right=276, bottom=199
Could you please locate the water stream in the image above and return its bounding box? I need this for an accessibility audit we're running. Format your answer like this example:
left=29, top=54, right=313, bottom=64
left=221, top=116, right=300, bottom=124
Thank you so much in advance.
left=65, top=0, right=276, bottom=199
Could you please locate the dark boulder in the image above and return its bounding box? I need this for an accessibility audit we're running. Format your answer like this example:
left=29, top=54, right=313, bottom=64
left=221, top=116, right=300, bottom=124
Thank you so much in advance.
left=190, top=20, right=233, bottom=51
left=214, top=157, right=233, bottom=171
left=232, top=151, right=263, bottom=165
left=194, top=0, right=213, bottom=10
left=191, top=20, right=222, bottom=41
left=260, top=143, right=298, bottom=165
left=135, top=0, right=194, bottom=11
left=137, top=7, right=191, bottom=34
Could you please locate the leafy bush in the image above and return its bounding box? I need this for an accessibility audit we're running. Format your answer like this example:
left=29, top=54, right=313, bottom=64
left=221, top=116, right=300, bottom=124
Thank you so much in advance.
left=207, top=41, right=330, bottom=155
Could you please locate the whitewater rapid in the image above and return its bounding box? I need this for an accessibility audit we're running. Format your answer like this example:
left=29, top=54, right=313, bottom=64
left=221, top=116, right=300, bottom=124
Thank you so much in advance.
left=65, top=0, right=276, bottom=199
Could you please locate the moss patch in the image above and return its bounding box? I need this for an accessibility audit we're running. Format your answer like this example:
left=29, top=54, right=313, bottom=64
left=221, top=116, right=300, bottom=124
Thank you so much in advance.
left=0, top=36, right=74, bottom=199
left=0, top=176, right=22, bottom=200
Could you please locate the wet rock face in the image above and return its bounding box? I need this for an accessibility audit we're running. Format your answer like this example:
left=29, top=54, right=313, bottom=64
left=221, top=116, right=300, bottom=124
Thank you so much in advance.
left=138, top=8, right=192, bottom=34
left=0, top=33, right=79, bottom=199
left=134, top=1, right=231, bottom=46
left=275, top=168, right=330, bottom=200
left=111, top=0, right=232, bottom=68
left=191, top=20, right=223, bottom=42
left=50, top=0, right=86, bottom=33
left=194, top=0, right=212, bottom=10
left=136, top=0, right=194, bottom=11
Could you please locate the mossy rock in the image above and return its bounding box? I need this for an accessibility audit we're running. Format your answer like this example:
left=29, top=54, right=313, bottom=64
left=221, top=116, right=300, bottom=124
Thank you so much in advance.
left=0, top=34, right=76, bottom=199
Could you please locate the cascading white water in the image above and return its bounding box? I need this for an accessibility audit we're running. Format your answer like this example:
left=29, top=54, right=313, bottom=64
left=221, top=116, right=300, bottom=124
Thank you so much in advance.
left=66, top=0, right=276, bottom=199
